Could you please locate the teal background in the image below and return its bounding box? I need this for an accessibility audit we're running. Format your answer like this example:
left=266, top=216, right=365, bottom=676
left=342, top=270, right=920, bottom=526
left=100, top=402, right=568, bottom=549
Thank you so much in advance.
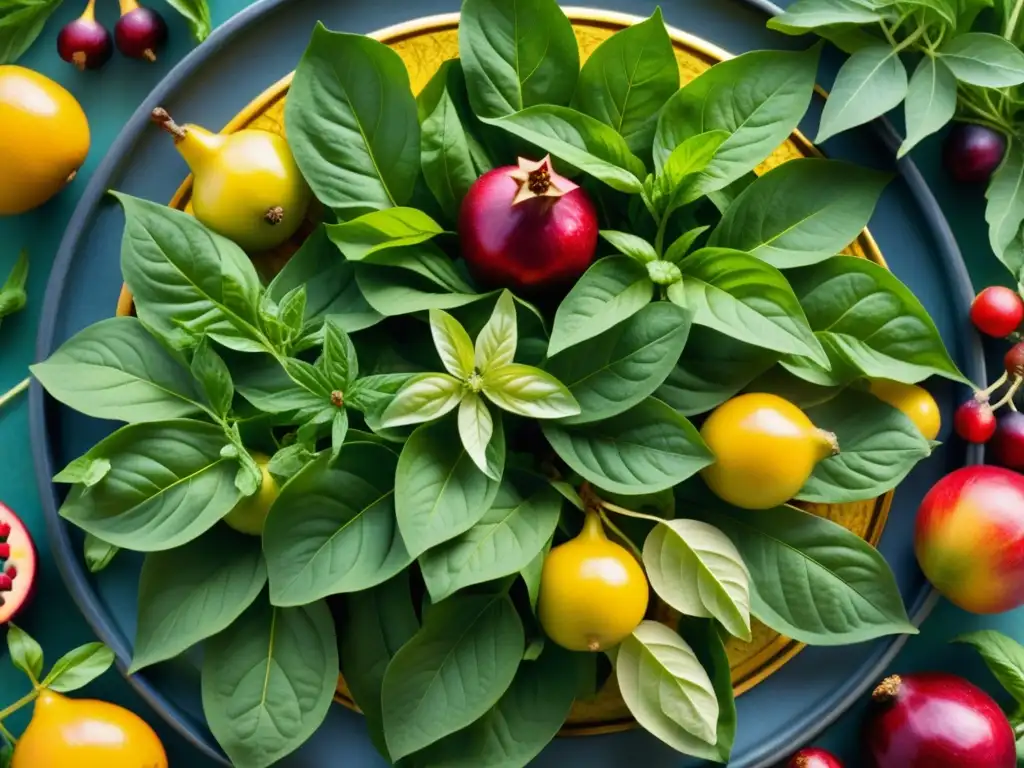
left=0, top=1, right=1018, bottom=765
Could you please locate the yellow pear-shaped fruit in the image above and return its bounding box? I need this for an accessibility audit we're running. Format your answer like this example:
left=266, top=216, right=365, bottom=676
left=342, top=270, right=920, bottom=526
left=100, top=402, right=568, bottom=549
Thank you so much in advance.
left=223, top=453, right=279, bottom=535
left=868, top=378, right=941, bottom=441
left=12, top=689, right=167, bottom=768
left=700, top=392, right=838, bottom=510
left=538, top=512, right=649, bottom=652
left=151, top=107, right=310, bottom=252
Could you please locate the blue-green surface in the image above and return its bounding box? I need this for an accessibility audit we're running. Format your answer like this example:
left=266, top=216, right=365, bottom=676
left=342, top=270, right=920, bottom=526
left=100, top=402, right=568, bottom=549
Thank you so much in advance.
left=0, top=1, right=1019, bottom=766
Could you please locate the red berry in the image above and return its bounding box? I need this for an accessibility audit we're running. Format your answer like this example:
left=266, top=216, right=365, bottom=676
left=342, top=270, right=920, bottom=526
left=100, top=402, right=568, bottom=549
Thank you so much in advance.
left=954, top=398, right=997, bottom=443
left=0, top=543, right=9, bottom=560
left=0, top=521, right=9, bottom=539
left=992, top=411, right=1024, bottom=470
left=972, top=286, right=1024, bottom=337
left=114, top=5, right=168, bottom=62
left=5, top=565, right=16, bottom=580
left=0, top=575, right=11, bottom=592
left=944, top=124, right=1007, bottom=184
left=787, top=747, right=843, bottom=767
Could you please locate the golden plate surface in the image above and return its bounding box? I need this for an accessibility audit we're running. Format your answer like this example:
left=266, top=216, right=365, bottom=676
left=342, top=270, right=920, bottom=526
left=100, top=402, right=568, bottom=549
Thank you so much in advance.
left=116, top=8, right=893, bottom=737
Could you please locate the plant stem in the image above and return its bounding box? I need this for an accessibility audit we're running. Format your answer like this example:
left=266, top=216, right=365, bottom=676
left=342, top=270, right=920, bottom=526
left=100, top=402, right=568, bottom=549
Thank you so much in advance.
left=1007, top=0, right=1024, bottom=41
left=892, top=22, right=928, bottom=54
left=597, top=508, right=643, bottom=562
left=0, top=376, right=29, bottom=411
left=0, top=719, right=16, bottom=746
left=601, top=500, right=666, bottom=525
left=979, top=370, right=1010, bottom=399
left=994, top=376, right=1023, bottom=410
left=0, top=689, right=38, bottom=723
left=654, top=209, right=671, bottom=257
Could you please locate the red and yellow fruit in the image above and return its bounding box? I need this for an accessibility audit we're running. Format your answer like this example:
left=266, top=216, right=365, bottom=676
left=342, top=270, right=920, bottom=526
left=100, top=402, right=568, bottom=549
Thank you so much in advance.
left=0, top=502, right=37, bottom=625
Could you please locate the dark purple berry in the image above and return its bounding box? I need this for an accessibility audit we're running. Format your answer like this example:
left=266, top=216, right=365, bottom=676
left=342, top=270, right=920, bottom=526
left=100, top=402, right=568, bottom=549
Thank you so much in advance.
left=993, top=411, right=1024, bottom=470
left=57, top=1, right=113, bottom=71
left=115, top=2, right=168, bottom=62
left=943, top=123, right=1007, bottom=183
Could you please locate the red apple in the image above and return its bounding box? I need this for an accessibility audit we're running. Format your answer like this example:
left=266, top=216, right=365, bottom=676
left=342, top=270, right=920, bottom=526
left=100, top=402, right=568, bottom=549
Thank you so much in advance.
left=915, top=466, right=1024, bottom=613
left=0, top=502, right=36, bottom=625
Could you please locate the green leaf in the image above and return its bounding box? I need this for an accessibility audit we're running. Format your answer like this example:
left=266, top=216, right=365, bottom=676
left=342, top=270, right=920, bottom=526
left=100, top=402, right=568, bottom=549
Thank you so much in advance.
left=282, top=358, right=333, bottom=401
left=797, top=389, right=931, bottom=503
left=355, top=263, right=484, bottom=316
left=347, top=372, right=419, bottom=419
left=234, top=355, right=326, bottom=415
left=202, top=596, right=338, bottom=768
left=326, top=208, right=444, bottom=261
left=321, top=319, right=358, bottom=389
left=483, top=363, right=581, bottom=419
left=816, top=45, right=908, bottom=143
left=459, top=0, right=579, bottom=118
left=652, top=131, right=730, bottom=216
left=680, top=248, right=827, bottom=364
left=644, top=520, right=752, bottom=641
left=163, top=0, right=211, bottom=41
left=548, top=257, right=653, bottom=356
left=953, top=630, right=1024, bottom=705
left=676, top=619, right=738, bottom=762
left=285, top=24, right=420, bottom=213
left=768, top=0, right=884, bottom=28
left=330, top=410, right=349, bottom=461
left=457, top=392, right=496, bottom=480
left=58, top=420, right=241, bottom=551
left=600, top=231, right=658, bottom=263
left=899, top=57, right=957, bottom=157
left=112, top=193, right=264, bottom=353
left=420, top=469, right=562, bottom=603
left=571, top=7, right=679, bottom=153
left=7, top=624, right=43, bottom=681
left=475, top=290, right=518, bottom=374
left=521, top=539, right=550, bottom=613
left=131, top=526, right=266, bottom=672
left=483, top=106, right=646, bottom=193
left=665, top=227, right=710, bottom=264
left=381, top=594, right=525, bottom=760
left=379, top=372, right=464, bottom=428
left=708, top=158, right=890, bottom=268
left=986, top=139, right=1024, bottom=276
left=655, top=46, right=820, bottom=190
left=616, top=621, right=719, bottom=748
left=0, top=0, right=62, bottom=65
left=701, top=500, right=916, bottom=644
left=54, top=456, right=112, bottom=487
left=546, top=302, right=691, bottom=425
left=190, top=337, right=234, bottom=417
left=787, top=255, right=966, bottom=384
left=395, top=416, right=504, bottom=557
left=938, top=32, right=1024, bottom=86
left=0, top=250, right=28, bottom=324
left=264, top=445, right=409, bottom=605
left=83, top=533, right=119, bottom=573
left=542, top=397, right=713, bottom=495
left=41, top=643, right=115, bottom=693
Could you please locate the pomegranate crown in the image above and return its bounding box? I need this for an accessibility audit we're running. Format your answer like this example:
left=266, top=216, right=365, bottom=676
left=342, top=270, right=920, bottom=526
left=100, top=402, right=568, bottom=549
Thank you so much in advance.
left=509, top=155, right=575, bottom=205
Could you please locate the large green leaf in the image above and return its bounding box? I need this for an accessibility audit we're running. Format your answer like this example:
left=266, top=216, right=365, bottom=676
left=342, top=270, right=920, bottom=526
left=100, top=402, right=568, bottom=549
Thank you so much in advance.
left=816, top=44, right=908, bottom=143
left=202, top=596, right=338, bottom=768
left=0, top=0, right=63, bottom=65
left=545, top=302, right=691, bottom=425
left=131, top=526, right=266, bottom=671
left=542, top=397, right=712, bottom=495
left=326, top=208, right=444, bottom=262
left=459, top=0, right=579, bottom=118
left=938, top=32, right=1024, bottom=87
left=767, top=0, right=884, bottom=28
left=381, top=594, right=525, bottom=760
left=31, top=317, right=203, bottom=423
left=355, top=264, right=485, bottom=316
left=677, top=619, right=738, bottom=762
left=419, top=469, right=562, bottom=603
left=986, top=139, right=1024, bottom=276
left=58, top=420, right=241, bottom=552
left=900, top=57, right=957, bottom=158
left=953, top=630, right=1024, bottom=706
left=263, top=445, right=410, bottom=606
left=285, top=24, right=420, bottom=213
left=708, top=158, right=889, bottom=268
left=654, top=47, right=820, bottom=191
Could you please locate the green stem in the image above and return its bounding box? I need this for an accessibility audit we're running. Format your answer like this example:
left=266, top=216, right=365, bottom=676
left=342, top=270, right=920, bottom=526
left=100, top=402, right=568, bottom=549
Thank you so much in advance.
left=0, top=689, right=38, bottom=723
left=1007, top=0, right=1024, bottom=40
left=0, top=377, right=30, bottom=411
left=0, top=719, right=16, bottom=746
left=892, top=22, right=928, bottom=54
left=597, top=508, right=643, bottom=562
left=654, top=210, right=671, bottom=257
left=601, top=500, right=666, bottom=525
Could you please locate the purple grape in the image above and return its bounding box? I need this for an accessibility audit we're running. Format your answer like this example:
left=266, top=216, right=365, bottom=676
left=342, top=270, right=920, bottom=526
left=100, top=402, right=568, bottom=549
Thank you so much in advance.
left=943, top=123, right=1007, bottom=183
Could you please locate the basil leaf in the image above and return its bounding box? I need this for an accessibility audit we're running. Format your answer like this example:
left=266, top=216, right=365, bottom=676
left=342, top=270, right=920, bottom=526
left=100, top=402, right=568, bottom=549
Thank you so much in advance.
left=600, top=231, right=658, bottom=263
left=652, top=131, right=730, bottom=216
left=31, top=316, right=204, bottom=423
left=326, top=208, right=444, bottom=262
left=570, top=8, right=679, bottom=153
left=131, top=526, right=266, bottom=671
left=475, top=290, right=518, bottom=374
left=701, top=500, right=916, bottom=644
left=787, top=255, right=966, bottom=384
left=0, top=0, right=62, bottom=65
left=429, top=308, right=476, bottom=379
left=677, top=619, right=738, bottom=762
left=548, top=256, right=653, bottom=356
left=190, top=337, right=233, bottom=418
left=419, top=468, right=562, bottom=603
left=644, top=519, right=752, bottom=641
left=546, top=302, right=691, bottom=425
left=41, top=643, right=115, bottom=693
left=483, top=363, right=581, bottom=419
left=953, top=630, right=1024, bottom=705
left=355, top=263, right=484, bottom=316
left=113, top=193, right=265, bottom=353
left=163, top=0, right=211, bottom=42
left=54, top=457, right=111, bottom=487
left=83, top=533, right=119, bottom=573
left=202, top=596, right=337, bottom=768
left=234, top=355, right=326, bottom=414
left=6, top=624, right=43, bottom=681
left=321, top=319, right=358, bottom=390
left=938, top=32, right=1024, bottom=87
left=457, top=393, right=496, bottom=480
left=0, top=250, right=27, bottom=326
left=483, top=106, right=646, bottom=193
left=521, top=539, right=550, bottom=613
left=816, top=44, right=908, bottom=143
left=616, top=621, right=719, bottom=748
left=347, top=372, right=418, bottom=419
left=58, top=420, right=241, bottom=551
left=665, top=227, right=710, bottom=264
left=381, top=594, right=525, bottom=760
left=285, top=24, right=420, bottom=213
left=680, top=248, right=828, bottom=365
left=379, top=372, right=464, bottom=428
left=655, top=46, right=820, bottom=191
left=264, top=445, right=410, bottom=606
left=708, top=158, right=890, bottom=268
left=542, top=397, right=713, bottom=495
left=767, top=0, right=884, bottom=28
left=899, top=57, right=957, bottom=158
left=899, top=0, right=958, bottom=27
left=797, top=389, right=931, bottom=503
left=395, top=416, right=504, bottom=557
left=459, top=0, right=579, bottom=118
left=986, top=139, right=1024, bottom=275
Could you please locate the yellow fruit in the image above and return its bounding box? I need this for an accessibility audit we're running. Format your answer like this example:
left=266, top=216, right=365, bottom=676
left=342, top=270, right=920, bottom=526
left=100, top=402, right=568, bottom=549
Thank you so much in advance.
left=12, top=689, right=167, bottom=768
left=223, top=453, right=279, bottom=535
left=700, top=392, right=838, bottom=510
left=0, top=66, right=90, bottom=215
left=538, top=512, right=648, bottom=652
left=151, top=107, right=310, bottom=251
left=868, top=378, right=941, bottom=441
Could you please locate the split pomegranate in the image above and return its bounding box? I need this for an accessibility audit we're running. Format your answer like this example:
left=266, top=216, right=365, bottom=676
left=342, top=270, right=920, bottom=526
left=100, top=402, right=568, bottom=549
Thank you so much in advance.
left=865, top=673, right=1015, bottom=768
left=953, top=398, right=996, bottom=443
left=786, top=746, right=843, bottom=767
left=459, top=155, right=598, bottom=292
left=0, top=502, right=37, bottom=625
left=970, top=286, right=1024, bottom=338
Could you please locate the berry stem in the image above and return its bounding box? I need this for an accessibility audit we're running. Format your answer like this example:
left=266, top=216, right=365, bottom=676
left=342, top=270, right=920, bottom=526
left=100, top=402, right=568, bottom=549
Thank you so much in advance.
left=118, top=0, right=141, bottom=14
left=0, top=689, right=39, bottom=723
left=601, top=500, right=665, bottom=525
left=978, top=371, right=1009, bottom=399
left=81, top=0, right=98, bottom=23
left=0, top=377, right=30, bottom=412
left=150, top=108, right=186, bottom=142
left=0, top=719, right=16, bottom=746
left=596, top=508, right=643, bottom=562
left=993, top=375, right=1024, bottom=410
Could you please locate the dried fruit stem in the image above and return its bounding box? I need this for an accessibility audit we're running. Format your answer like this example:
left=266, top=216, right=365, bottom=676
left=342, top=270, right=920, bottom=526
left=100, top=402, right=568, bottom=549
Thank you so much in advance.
left=143, top=49, right=157, bottom=62
left=264, top=206, right=285, bottom=225
left=150, top=107, right=186, bottom=141
left=72, top=51, right=87, bottom=71
left=872, top=674, right=902, bottom=703
left=815, top=428, right=841, bottom=457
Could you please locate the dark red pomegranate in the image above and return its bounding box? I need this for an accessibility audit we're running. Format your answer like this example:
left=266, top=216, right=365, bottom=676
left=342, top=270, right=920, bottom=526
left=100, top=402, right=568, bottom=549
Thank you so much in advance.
left=57, top=0, right=113, bottom=71
left=954, top=398, right=997, bottom=443
left=459, top=155, right=598, bottom=292
left=786, top=747, right=844, bottom=767
left=944, top=124, right=1007, bottom=183
left=865, top=673, right=1015, bottom=768
left=993, top=411, right=1024, bottom=470
left=114, top=0, right=168, bottom=62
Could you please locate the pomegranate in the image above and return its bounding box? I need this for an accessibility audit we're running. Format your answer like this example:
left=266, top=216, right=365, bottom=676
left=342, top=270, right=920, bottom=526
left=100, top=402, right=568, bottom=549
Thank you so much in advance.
left=953, top=398, right=996, bottom=443
left=0, top=502, right=37, bottom=625
left=786, top=747, right=844, bottom=767
left=970, top=286, right=1024, bottom=338
left=57, top=0, right=113, bottom=71
left=992, top=411, right=1024, bottom=470
left=114, top=0, right=168, bottom=62
left=865, top=673, right=1015, bottom=768
left=459, top=155, right=598, bottom=292
left=944, top=124, right=1007, bottom=184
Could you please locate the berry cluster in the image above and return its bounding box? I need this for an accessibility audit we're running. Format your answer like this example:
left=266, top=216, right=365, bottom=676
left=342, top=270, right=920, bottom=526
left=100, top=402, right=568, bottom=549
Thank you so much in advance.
left=0, top=520, right=16, bottom=603
left=57, top=0, right=167, bottom=71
